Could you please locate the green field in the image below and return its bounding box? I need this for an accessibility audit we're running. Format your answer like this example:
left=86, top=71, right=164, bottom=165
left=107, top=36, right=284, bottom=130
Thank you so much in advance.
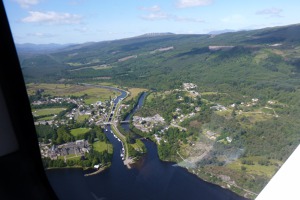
left=58, top=154, right=81, bottom=161
left=32, top=108, right=66, bottom=117
left=127, top=88, right=147, bottom=100
left=227, top=157, right=282, bottom=178
left=68, top=65, right=113, bottom=71
left=93, top=141, right=113, bottom=154
left=38, top=116, right=54, bottom=121
left=66, top=154, right=81, bottom=160
left=131, top=139, right=146, bottom=153
left=26, top=83, right=120, bottom=104
left=76, top=114, right=90, bottom=122
left=70, top=128, right=91, bottom=137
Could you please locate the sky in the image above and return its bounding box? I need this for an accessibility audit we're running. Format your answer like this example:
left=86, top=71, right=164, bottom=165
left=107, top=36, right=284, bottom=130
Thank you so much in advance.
left=3, top=0, right=300, bottom=44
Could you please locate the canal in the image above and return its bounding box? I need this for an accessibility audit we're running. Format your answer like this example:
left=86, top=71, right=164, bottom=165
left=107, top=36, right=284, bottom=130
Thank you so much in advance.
left=46, top=87, right=247, bottom=200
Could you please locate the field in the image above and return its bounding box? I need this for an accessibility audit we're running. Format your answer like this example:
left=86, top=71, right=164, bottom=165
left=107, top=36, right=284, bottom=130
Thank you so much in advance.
left=26, top=83, right=120, bottom=104
left=93, top=141, right=113, bottom=154
left=68, top=65, right=113, bottom=71
left=130, top=143, right=143, bottom=151
left=227, top=157, right=282, bottom=178
left=58, top=154, right=81, bottom=161
left=70, top=128, right=91, bottom=137
left=127, top=88, right=148, bottom=100
left=38, top=116, right=54, bottom=121
left=76, top=114, right=89, bottom=122
left=32, top=108, right=66, bottom=117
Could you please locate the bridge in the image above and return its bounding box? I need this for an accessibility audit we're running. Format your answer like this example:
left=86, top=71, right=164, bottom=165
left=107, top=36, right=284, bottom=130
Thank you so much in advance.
left=120, top=120, right=130, bottom=123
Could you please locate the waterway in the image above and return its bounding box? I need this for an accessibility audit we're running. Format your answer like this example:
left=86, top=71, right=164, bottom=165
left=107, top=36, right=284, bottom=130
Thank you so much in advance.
left=46, top=87, right=247, bottom=200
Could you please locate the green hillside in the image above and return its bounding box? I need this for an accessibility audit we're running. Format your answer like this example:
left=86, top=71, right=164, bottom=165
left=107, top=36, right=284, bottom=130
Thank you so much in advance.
left=20, top=23, right=300, bottom=198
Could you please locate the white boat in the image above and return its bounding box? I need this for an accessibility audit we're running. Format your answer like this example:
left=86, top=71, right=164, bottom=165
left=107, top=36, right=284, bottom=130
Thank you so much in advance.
left=120, top=150, right=124, bottom=159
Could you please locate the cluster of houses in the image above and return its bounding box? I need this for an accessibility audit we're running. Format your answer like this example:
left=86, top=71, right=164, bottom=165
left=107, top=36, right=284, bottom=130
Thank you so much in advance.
left=210, top=104, right=227, bottom=111
left=183, top=83, right=197, bottom=90
left=182, top=83, right=200, bottom=97
left=132, top=114, right=165, bottom=132
left=39, top=139, right=90, bottom=160
left=32, top=97, right=81, bottom=106
left=33, top=96, right=112, bottom=127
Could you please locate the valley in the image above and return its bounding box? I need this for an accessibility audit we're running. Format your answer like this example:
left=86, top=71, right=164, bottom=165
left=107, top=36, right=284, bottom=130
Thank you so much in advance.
left=21, top=24, right=300, bottom=199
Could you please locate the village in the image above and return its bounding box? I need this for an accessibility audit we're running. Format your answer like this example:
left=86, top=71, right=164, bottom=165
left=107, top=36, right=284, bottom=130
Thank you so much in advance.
left=34, top=82, right=282, bottom=163
left=39, top=139, right=90, bottom=161
left=130, top=83, right=281, bottom=145
left=33, top=96, right=111, bottom=127
left=33, top=95, right=115, bottom=161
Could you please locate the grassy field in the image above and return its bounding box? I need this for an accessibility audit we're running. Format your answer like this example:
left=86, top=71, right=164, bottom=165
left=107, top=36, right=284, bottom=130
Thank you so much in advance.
left=76, top=114, right=89, bottom=122
left=130, top=140, right=146, bottom=152
left=32, top=108, right=66, bottom=117
left=58, top=154, right=81, bottom=161
left=238, top=111, right=273, bottom=123
left=227, top=157, right=282, bottom=178
left=38, top=116, right=54, bottom=121
left=93, top=141, right=113, bottom=154
left=26, top=83, right=120, bottom=104
left=67, top=156, right=81, bottom=161
left=70, top=128, right=91, bottom=137
left=68, top=65, right=112, bottom=71
left=71, top=87, right=119, bottom=104
left=127, top=88, right=147, bottom=100
left=95, top=82, right=117, bottom=87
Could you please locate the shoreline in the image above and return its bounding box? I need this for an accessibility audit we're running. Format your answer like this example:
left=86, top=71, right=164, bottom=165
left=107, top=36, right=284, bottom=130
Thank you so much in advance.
left=45, top=163, right=112, bottom=177
left=84, top=163, right=111, bottom=176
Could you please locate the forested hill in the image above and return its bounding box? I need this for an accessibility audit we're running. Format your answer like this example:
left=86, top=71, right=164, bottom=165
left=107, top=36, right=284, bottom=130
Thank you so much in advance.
left=20, top=23, right=300, bottom=90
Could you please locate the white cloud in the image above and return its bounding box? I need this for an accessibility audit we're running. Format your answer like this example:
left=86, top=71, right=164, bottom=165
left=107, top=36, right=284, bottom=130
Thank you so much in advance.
left=21, top=11, right=83, bottom=24
left=177, top=0, right=213, bottom=8
left=14, top=0, right=41, bottom=8
left=256, top=8, right=283, bottom=17
left=139, top=5, right=161, bottom=12
left=68, top=0, right=86, bottom=6
left=27, top=32, right=56, bottom=38
left=141, top=12, right=204, bottom=23
left=221, top=14, right=245, bottom=24
left=174, top=16, right=204, bottom=23
left=139, top=4, right=204, bottom=23
left=74, top=27, right=89, bottom=33
left=141, top=12, right=170, bottom=20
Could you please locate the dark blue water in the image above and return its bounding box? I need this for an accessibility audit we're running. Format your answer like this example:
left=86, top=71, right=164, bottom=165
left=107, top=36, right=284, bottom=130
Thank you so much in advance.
left=46, top=87, right=247, bottom=200
left=122, top=92, right=147, bottom=131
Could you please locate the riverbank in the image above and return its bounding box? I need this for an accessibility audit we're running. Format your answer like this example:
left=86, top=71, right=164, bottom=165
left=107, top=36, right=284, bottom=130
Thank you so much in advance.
left=84, top=163, right=111, bottom=177
left=46, top=163, right=112, bottom=177
left=46, top=166, right=83, bottom=170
